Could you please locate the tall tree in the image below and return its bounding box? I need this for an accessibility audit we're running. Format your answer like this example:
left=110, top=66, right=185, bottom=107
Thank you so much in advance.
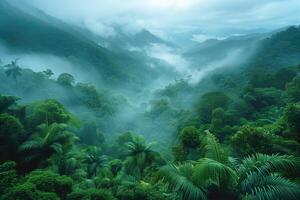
left=4, top=59, right=22, bottom=83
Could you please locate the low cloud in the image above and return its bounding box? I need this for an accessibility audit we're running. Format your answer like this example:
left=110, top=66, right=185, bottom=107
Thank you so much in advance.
left=145, top=43, right=188, bottom=73
left=22, top=0, right=300, bottom=38
left=192, top=34, right=227, bottom=43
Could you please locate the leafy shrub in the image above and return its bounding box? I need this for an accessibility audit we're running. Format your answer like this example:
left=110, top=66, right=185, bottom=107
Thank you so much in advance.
left=179, top=126, right=201, bottom=148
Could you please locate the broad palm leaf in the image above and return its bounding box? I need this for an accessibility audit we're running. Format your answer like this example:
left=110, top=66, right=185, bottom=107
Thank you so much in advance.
left=19, top=123, right=76, bottom=163
left=241, top=174, right=300, bottom=200
left=238, top=153, right=300, bottom=181
left=158, top=163, right=207, bottom=200
left=192, top=158, right=238, bottom=187
left=238, top=154, right=300, bottom=200
left=198, top=131, right=228, bottom=164
left=84, top=146, right=108, bottom=178
left=124, top=135, right=156, bottom=177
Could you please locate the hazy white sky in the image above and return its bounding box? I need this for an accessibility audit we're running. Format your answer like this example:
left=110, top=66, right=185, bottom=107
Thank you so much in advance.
left=24, top=0, right=300, bottom=38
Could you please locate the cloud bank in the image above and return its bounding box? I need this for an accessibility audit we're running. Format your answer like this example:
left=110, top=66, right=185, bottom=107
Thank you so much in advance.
left=23, top=0, right=300, bottom=38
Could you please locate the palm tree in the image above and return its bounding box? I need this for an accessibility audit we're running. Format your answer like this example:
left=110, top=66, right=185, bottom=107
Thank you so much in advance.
left=4, top=59, right=22, bottom=82
left=19, top=123, right=77, bottom=168
left=158, top=132, right=300, bottom=200
left=43, top=69, right=54, bottom=78
left=84, top=146, right=108, bottom=178
left=55, top=151, right=79, bottom=176
left=237, top=153, right=300, bottom=200
left=124, top=135, right=157, bottom=178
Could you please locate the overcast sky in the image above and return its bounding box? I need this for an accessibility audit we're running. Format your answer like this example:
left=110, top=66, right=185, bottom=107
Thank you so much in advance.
left=23, top=0, right=300, bottom=39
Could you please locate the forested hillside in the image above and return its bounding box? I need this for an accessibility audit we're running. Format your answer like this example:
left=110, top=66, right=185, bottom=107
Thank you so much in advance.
left=0, top=1, right=300, bottom=200
left=0, top=0, right=158, bottom=89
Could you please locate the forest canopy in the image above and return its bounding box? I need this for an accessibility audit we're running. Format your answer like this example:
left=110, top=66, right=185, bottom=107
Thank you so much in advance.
left=0, top=1, right=300, bottom=199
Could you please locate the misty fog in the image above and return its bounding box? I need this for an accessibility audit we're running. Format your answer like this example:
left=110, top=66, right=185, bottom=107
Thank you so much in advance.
left=1, top=0, right=299, bottom=147
left=1, top=1, right=300, bottom=199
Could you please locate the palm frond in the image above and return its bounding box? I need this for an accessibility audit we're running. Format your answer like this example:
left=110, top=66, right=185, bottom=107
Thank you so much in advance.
left=242, top=176, right=300, bottom=200
left=158, top=163, right=207, bottom=200
left=241, top=173, right=300, bottom=194
left=239, top=154, right=300, bottom=180
left=19, top=137, right=44, bottom=151
left=199, top=131, right=226, bottom=163
left=192, top=158, right=238, bottom=187
left=50, top=143, right=63, bottom=154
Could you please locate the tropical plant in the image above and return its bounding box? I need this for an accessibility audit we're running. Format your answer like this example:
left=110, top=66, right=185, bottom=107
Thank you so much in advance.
left=43, top=69, right=54, bottom=78
left=84, top=146, right=108, bottom=178
left=57, top=73, right=75, bottom=87
left=159, top=133, right=300, bottom=200
left=0, top=114, right=25, bottom=161
left=124, top=135, right=156, bottom=178
left=4, top=59, right=22, bottom=82
left=19, top=123, right=77, bottom=168
left=28, top=99, right=71, bottom=127
left=237, top=154, right=300, bottom=200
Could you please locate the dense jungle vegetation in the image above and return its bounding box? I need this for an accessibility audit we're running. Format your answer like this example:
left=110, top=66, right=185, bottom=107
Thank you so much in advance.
left=0, top=1, right=300, bottom=199
left=1, top=57, right=300, bottom=200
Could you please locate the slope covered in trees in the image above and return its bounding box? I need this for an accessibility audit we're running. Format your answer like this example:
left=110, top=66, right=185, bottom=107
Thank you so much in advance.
left=0, top=0, right=157, bottom=89
left=0, top=1, right=300, bottom=199
left=1, top=47, right=300, bottom=200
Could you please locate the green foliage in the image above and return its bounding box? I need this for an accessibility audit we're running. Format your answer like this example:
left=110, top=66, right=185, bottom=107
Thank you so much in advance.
left=67, top=188, right=115, bottom=200
left=1, top=170, right=73, bottom=200
left=283, top=103, right=300, bottom=142
left=158, top=163, right=207, bottom=200
left=247, top=67, right=297, bottom=90
left=116, top=132, right=135, bottom=146
left=20, top=123, right=76, bottom=169
left=57, top=155, right=79, bottom=176
left=286, top=76, right=300, bottom=102
left=1, top=26, right=300, bottom=200
left=273, top=68, right=297, bottom=89
left=4, top=59, right=22, bottom=82
left=210, top=107, right=229, bottom=139
left=42, top=69, right=54, bottom=78
left=231, top=125, right=274, bottom=156
left=0, top=94, right=20, bottom=113
left=242, top=87, right=283, bottom=111
left=57, top=73, right=75, bottom=87
left=28, top=99, right=71, bottom=127
left=172, top=143, right=188, bottom=161
left=87, top=188, right=115, bottom=200
left=75, top=83, right=116, bottom=117
left=196, top=92, right=230, bottom=123
left=0, top=161, right=17, bottom=194
left=238, top=154, right=300, bottom=180
left=1, top=182, right=60, bottom=200
left=85, top=146, right=108, bottom=178
left=179, top=126, right=201, bottom=148
left=238, top=154, right=300, bottom=200
left=25, top=171, right=73, bottom=197
left=193, top=158, right=238, bottom=187
left=124, top=135, right=158, bottom=178
left=199, top=131, right=228, bottom=163
left=147, top=99, right=172, bottom=119
left=0, top=113, right=25, bottom=161
left=109, top=159, right=123, bottom=176
left=79, top=122, right=105, bottom=146
left=240, top=174, right=300, bottom=200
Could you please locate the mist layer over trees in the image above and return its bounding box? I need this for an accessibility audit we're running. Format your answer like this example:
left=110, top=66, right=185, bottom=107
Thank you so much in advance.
left=0, top=0, right=300, bottom=200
